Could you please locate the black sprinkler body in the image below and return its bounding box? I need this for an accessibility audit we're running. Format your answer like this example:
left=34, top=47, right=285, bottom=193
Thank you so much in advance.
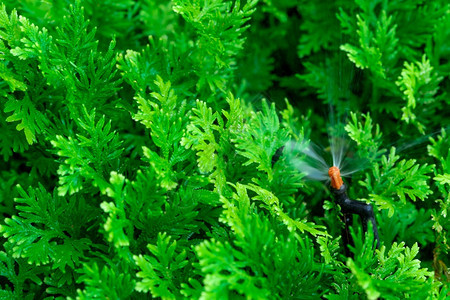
left=329, top=167, right=380, bottom=256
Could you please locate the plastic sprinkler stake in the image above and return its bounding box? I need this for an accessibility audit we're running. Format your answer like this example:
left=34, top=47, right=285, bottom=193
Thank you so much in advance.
left=328, top=166, right=380, bottom=256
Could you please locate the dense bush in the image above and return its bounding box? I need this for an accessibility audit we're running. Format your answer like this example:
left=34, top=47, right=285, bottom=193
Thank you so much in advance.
left=0, top=0, right=449, bottom=298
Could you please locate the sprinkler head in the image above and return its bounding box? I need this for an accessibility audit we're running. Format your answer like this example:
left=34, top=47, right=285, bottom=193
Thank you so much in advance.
left=328, top=166, right=343, bottom=190
left=327, top=165, right=380, bottom=256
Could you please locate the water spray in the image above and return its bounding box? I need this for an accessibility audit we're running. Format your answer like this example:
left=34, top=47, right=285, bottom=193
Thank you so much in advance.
left=328, top=166, right=380, bottom=256
left=283, top=130, right=381, bottom=256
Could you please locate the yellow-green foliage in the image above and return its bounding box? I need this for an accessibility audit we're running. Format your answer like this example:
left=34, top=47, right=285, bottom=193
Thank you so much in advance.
left=0, top=0, right=449, bottom=298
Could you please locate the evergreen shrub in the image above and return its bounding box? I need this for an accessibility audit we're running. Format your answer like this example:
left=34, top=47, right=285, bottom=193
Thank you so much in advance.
left=0, top=0, right=449, bottom=298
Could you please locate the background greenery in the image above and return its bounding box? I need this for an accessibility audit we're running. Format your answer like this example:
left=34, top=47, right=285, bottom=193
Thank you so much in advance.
left=0, top=0, right=449, bottom=298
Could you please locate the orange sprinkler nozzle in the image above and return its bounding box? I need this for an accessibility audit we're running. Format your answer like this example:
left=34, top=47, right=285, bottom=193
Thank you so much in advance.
left=328, top=166, right=343, bottom=190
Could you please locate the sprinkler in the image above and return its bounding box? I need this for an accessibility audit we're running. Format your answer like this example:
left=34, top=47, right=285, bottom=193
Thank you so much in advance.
left=328, top=166, right=380, bottom=256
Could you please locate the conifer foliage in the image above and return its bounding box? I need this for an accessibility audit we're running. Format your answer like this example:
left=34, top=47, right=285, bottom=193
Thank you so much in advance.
left=0, top=0, right=449, bottom=298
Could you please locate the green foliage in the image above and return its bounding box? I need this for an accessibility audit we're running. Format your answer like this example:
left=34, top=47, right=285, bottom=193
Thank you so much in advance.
left=396, top=55, right=443, bottom=133
left=0, top=0, right=449, bottom=298
left=0, top=4, right=50, bottom=146
left=234, top=101, right=289, bottom=181
left=345, top=112, right=385, bottom=165
left=360, top=147, right=434, bottom=217
left=51, top=107, right=123, bottom=196
left=428, top=129, right=450, bottom=281
left=190, top=183, right=323, bottom=299
left=102, top=172, right=131, bottom=249
left=173, top=0, right=258, bottom=94
left=347, top=227, right=434, bottom=299
left=134, top=232, right=188, bottom=298
left=378, top=203, right=434, bottom=248
left=181, top=99, right=228, bottom=192
left=75, top=262, right=135, bottom=299
left=339, top=10, right=398, bottom=80
left=0, top=184, right=92, bottom=270
left=246, top=183, right=328, bottom=237
left=297, top=1, right=342, bottom=58
left=0, top=247, right=45, bottom=299
left=4, top=94, right=49, bottom=145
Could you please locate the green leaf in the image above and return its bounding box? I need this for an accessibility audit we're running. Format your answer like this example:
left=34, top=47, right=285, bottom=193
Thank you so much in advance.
left=244, top=183, right=328, bottom=237
left=199, top=182, right=323, bottom=298
left=134, top=232, right=188, bottom=299
left=102, top=172, right=130, bottom=248
left=345, top=112, right=385, bottom=165
left=173, top=0, right=258, bottom=93
left=395, top=55, right=442, bottom=132
left=0, top=61, right=27, bottom=92
left=338, top=1, right=401, bottom=79
left=0, top=248, right=45, bottom=299
left=181, top=100, right=227, bottom=192
left=348, top=241, right=434, bottom=299
left=76, top=262, right=135, bottom=300
left=51, top=107, right=123, bottom=195
left=134, top=75, right=190, bottom=184
left=196, top=238, right=271, bottom=299
left=435, top=174, right=450, bottom=186
left=0, top=184, right=91, bottom=271
left=0, top=4, right=21, bottom=45
left=360, top=147, right=433, bottom=217
left=234, top=100, right=289, bottom=181
left=4, top=94, right=48, bottom=144
left=0, top=111, right=29, bottom=160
